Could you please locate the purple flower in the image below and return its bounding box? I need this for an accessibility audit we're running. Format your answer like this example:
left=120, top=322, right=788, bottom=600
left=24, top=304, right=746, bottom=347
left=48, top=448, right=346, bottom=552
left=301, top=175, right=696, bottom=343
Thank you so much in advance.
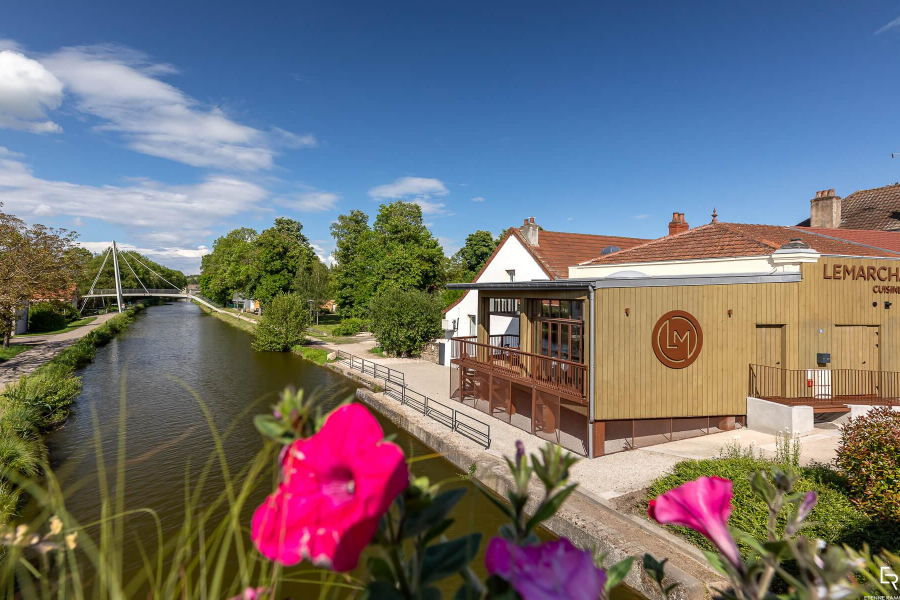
left=797, top=491, right=817, bottom=523
left=485, top=537, right=606, bottom=600
left=515, top=440, right=526, bottom=470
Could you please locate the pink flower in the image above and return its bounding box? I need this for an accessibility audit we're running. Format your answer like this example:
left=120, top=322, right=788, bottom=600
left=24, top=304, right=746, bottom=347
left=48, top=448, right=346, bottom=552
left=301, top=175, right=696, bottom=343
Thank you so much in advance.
left=228, top=587, right=268, bottom=600
left=251, top=404, right=408, bottom=571
left=648, top=476, right=742, bottom=571
left=485, top=537, right=606, bottom=600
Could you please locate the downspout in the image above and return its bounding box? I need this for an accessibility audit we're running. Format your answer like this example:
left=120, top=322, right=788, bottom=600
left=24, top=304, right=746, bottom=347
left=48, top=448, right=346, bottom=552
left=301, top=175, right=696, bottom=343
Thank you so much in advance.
left=587, top=284, right=595, bottom=458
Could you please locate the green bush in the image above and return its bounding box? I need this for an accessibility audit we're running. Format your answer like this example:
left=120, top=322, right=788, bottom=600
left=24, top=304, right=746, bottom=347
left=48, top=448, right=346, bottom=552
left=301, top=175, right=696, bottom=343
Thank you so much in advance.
left=368, top=289, right=442, bottom=356
left=27, top=302, right=68, bottom=332
left=835, top=406, right=900, bottom=519
left=332, top=317, right=368, bottom=337
left=645, top=457, right=900, bottom=555
left=253, top=293, right=311, bottom=352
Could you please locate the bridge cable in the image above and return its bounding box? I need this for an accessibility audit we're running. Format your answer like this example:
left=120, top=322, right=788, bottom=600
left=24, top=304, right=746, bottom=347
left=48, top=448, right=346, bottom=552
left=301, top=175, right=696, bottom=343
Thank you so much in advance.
left=80, top=246, right=113, bottom=313
left=117, top=248, right=151, bottom=296
left=125, top=251, right=182, bottom=291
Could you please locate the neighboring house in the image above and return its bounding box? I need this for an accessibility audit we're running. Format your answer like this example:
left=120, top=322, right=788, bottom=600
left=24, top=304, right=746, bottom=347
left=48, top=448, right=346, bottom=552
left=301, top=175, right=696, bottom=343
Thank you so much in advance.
left=187, top=283, right=201, bottom=294
left=232, top=294, right=260, bottom=313
left=797, top=185, right=900, bottom=231
left=321, top=300, right=338, bottom=313
left=447, top=215, right=900, bottom=457
left=14, top=306, right=28, bottom=335
left=439, top=217, right=649, bottom=365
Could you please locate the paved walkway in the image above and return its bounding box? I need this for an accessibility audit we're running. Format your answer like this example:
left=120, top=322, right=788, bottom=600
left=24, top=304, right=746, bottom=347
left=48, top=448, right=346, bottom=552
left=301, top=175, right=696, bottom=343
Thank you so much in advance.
left=0, top=312, right=120, bottom=388
left=316, top=336, right=842, bottom=500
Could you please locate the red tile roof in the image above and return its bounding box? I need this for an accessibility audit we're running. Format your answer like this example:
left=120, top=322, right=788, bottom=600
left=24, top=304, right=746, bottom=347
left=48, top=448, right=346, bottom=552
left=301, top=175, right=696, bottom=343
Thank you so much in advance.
left=516, top=229, right=648, bottom=279
left=838, top=183, right=900, bottom=231
left=792, top=227, right=900, bottom=253
left=581, top=222, right=900, bottom=266
left=442, top=227, right=650, bottom=313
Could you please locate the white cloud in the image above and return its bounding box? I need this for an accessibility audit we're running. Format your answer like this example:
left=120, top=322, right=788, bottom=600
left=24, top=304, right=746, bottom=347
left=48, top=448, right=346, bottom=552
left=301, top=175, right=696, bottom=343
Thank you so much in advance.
left=437, top=236, right=460, bottom=256
left=0, top=50, right=64, bottom=133
left=0, top=152, right=268, bottom=261
left=413, top=198, right=447, bottom=216
left=471, top=196, right=485, bottom=202
left=368, top=176, right=449, bottom=200
left=274, top=189, right=340, bottom=212
left=36, top=44, right=313, bottom=170
left=0, top=146, right=23, bottom=157
left=77, top=240, right=211, bottom=273
left=876, top=15, right=900, bottom=34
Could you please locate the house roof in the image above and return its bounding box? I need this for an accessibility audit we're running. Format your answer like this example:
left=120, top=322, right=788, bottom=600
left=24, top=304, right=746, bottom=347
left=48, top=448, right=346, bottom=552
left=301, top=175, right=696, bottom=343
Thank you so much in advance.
left=514, top=229, right=649, bottom=279
left=442, top=226, right=650, bottom=313
left=792, top=227, right=900, bottom=253
left=796, top=183, right=900, bottom=231
left=580, top=222, right=900, bottom=266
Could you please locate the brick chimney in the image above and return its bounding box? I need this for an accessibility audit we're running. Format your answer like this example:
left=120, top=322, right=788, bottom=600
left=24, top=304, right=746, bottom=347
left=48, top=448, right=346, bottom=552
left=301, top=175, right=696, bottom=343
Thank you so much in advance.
left=520, top=217, right=539, bottom=246
left=668, top=212, right=689, bottom=236
left=810, top=189, right=842, bottom=229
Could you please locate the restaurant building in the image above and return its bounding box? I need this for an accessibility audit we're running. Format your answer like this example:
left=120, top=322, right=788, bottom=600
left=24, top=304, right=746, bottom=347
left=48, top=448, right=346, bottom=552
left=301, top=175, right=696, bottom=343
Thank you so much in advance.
left=447, top=215, right=900, bottom=457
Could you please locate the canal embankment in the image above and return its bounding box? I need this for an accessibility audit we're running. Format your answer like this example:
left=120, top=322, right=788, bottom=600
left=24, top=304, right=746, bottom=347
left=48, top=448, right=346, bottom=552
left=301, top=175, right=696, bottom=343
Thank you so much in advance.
left=0, top=304, right=146, bottom=522
left=326, top=357, right=725, bottom=600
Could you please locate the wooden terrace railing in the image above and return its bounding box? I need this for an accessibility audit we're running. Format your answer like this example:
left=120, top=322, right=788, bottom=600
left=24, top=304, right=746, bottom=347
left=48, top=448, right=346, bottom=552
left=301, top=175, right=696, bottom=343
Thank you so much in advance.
left=451, top=336, right=586, bottom=401
left=748, top=364, right=900, bottom=408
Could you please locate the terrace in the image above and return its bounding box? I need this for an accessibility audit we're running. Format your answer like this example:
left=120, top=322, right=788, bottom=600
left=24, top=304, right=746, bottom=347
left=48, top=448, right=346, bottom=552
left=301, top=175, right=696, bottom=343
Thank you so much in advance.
left=450, top=296, right=591, bottom=454
left=749, top=363, right=900, bottom=412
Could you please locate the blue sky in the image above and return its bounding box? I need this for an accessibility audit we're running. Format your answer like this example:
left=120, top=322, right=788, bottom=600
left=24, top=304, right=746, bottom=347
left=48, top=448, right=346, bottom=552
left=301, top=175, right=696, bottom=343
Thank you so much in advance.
left=2, top=1, right=900, bottom=273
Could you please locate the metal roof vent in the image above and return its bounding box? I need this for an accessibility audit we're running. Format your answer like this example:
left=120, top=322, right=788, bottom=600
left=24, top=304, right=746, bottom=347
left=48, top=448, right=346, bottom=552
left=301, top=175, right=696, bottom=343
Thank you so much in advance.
left=600, top=245, right=621, bottom=255
left=780, top=238, right=811, bottom=250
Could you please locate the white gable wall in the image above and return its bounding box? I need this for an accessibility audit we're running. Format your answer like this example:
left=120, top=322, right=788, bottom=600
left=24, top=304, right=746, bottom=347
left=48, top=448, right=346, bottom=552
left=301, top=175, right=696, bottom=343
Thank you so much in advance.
left=440, top=235, right=550, bottom=365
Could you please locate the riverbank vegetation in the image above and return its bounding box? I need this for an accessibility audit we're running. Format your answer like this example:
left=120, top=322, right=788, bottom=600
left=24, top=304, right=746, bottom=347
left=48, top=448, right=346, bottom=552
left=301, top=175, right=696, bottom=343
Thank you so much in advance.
left=291, top=345, right=331, bottom=365
left=252, top=293, right=311, bottom=352
left=369, top=288, right=443, bottom=356
left=17, top=316, right=96, bottom=337
left=0, top=305, right=144, bottom=523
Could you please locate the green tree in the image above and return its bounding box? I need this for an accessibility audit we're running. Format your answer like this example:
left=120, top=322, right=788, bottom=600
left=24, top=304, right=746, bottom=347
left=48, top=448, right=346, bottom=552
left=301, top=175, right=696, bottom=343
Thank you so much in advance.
left=252, top=292, right=311, bottom=352
left=199, top=228, right=257, bottom=304
left=453, top=230, right=498, bottom=278
left=293, top=259, right=330, bottom=325
left=331, top=202, right=446, bottom=317
left=0, top=204, right=83, bottom=347
left=368, top=288, right=443, bottom=356
left=249, top=218, right=316, bottom=305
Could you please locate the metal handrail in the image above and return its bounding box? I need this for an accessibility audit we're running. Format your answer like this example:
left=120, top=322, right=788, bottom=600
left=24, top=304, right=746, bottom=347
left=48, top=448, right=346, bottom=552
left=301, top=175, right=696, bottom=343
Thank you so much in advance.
left=385, top=380, right=490, bottom=448
left=749, top=363, right=900, bottom=406
left=335, top=350, right=405, bottom=386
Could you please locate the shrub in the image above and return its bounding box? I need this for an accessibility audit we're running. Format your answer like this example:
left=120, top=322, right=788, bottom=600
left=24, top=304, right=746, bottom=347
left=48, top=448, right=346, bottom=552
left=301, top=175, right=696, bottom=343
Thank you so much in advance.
left=368, top=289, right=442, bottom=356
left=645, top=457, right=900, bottom=555
left=27, top=302, right=68, bottom=332
left=835, top=406, right=900, bottom=519
left=253, top=293, right=311, bottom=352
left=332, top=317, right=368, bottom=337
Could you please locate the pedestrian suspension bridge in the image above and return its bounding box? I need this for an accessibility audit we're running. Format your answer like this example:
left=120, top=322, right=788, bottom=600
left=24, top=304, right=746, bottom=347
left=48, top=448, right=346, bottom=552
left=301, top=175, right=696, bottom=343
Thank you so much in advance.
left=80, top=241, right=217, bottom=313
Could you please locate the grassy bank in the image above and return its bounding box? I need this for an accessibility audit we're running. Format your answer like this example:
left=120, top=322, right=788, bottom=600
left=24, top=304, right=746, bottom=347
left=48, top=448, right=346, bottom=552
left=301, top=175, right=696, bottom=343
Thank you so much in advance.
left=0, top=305, right=145, bottom=523
left=15, top=316, right=97, bottom=337
left=0, top=345, right=29, bottom=364
left=193, top=300, right=257, bottom=334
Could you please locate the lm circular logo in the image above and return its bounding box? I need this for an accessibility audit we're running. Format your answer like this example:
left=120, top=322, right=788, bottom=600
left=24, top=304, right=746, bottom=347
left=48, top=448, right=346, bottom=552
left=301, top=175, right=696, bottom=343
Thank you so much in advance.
left=652, top=310, right=703, bottom=369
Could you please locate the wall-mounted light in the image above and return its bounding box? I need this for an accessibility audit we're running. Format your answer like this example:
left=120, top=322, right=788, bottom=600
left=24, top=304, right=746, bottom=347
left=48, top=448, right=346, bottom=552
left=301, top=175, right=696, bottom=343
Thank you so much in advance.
left=873, top=301, right=878, bottom=308
left=625, top=308, right=630, bottom=317
left=727, top=309, right=733, bottom=318
left=886, top=301, right=893, bottom=310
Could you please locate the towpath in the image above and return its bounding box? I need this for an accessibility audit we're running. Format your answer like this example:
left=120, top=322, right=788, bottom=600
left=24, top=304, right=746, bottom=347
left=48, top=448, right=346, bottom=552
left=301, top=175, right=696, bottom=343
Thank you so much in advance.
left=0, top=312, right=119, bottom=388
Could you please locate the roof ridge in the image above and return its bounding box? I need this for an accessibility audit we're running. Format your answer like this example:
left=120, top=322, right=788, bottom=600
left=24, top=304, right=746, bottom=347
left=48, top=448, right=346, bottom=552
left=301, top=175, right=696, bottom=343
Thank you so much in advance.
left=787, top=226, right=900, bottom=256
left=534, top=229, right=648, bottom=241
left=843, top=182, right=900, bottom=198
left=579, top=222, right=718, bottom=265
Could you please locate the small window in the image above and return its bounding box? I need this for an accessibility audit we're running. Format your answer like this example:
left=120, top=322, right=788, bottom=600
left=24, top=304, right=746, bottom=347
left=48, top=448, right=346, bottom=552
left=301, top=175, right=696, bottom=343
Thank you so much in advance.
left=468, top=315, right=476, bottom=336
left=506, top=269, right=515, bottom=282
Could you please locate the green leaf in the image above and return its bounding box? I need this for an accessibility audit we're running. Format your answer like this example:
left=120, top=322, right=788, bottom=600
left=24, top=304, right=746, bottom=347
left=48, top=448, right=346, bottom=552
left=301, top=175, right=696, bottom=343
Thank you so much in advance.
left=701, top=549, right=731, bottom=576
left=524, top=484, right=577, bottom=532
left=361, top=581, right=404, bottom=600
left=403, top=488, right=467, bottom=539
left=474, top=481, right=515, bottom=519
left=420, top=533, right=483, bottom=585
left=253, top=414, right=287, bottom=442
left=606, top=556, right=635, bottom=592
left=422, top=518, right=455, bottom=545
left=762, top=540, right=792, bottom=560
left=366, top=556, right=394, bottom=582
left=749, top=471, right=776, bottom=506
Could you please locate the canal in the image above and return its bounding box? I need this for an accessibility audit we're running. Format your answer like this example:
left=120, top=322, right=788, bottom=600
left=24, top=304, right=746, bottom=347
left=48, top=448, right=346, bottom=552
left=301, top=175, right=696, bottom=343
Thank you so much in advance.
left=41, top=301, right=636, bottom=597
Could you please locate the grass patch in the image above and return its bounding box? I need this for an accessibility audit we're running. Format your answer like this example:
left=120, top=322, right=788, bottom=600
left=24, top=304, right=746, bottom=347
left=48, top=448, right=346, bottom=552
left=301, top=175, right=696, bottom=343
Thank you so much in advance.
left=368, top=346, right=385, bottom=357
left=223, top=307, right=261, bottom=321
left=16, top=316, right=97, bottom=337
left=0, top=304, right=145, bottom=523
left=644, top=456, right=900, bottom=556
left=0, top=345, right=30, bottom=364
left=291, top=345, right=332, bottom=365
left=194, top=301, right=257, bottom=334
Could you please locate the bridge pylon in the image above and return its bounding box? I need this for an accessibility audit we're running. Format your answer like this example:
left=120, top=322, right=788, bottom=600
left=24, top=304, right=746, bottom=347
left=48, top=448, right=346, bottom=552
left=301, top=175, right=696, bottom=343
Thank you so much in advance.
left=111, top=241, right=125, bottom=313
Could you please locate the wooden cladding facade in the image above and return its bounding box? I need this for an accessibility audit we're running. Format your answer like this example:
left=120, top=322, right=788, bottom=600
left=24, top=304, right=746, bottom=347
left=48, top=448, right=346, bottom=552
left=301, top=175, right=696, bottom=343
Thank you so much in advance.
left=475, top=257, right=900, bottom=423
left=593, top=258, right=900, bottom=420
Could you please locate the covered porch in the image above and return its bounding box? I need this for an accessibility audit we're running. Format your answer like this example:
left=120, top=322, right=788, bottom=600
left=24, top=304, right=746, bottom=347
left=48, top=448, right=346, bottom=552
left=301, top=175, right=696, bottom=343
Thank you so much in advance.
left=450, top=286, right=591, bottom=455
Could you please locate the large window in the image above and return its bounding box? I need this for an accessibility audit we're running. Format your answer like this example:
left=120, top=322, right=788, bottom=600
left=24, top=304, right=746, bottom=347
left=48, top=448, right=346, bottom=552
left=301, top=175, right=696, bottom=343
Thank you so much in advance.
left=490, top=298, right=520, bottom=315
left=532, top=300, right=584, bottom=363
